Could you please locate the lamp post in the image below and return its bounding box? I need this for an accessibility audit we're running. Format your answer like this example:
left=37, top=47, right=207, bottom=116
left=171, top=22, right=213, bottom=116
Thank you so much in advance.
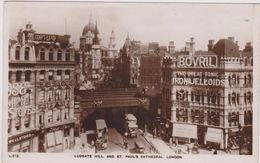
left=238, top=123, right=243, bottom=155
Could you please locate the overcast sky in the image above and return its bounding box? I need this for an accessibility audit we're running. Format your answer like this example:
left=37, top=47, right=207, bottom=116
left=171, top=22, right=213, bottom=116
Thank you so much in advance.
left=5, top=2, right=254, bottom=51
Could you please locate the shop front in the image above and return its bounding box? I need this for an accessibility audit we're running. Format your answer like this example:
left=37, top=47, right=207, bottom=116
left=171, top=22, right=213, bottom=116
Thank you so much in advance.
left=8, top=130, right=38, bottom=152
left=172, top=123, right=198, bottom=144
left=39, top=123, right=74, bottom=152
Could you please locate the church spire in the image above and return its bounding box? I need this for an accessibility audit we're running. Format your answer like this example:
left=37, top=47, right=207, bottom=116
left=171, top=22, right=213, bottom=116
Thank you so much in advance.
left=124, top=32, right=131, bottom=48
left=93, top=20, right=99, bottom=45
left=108, top=29, right=116, bottom=48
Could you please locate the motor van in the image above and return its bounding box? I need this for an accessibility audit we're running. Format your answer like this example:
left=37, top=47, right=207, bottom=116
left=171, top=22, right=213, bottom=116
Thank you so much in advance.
left=124, top=114, right=138, bottom=138
left=95, top=119, right=108, bottom=150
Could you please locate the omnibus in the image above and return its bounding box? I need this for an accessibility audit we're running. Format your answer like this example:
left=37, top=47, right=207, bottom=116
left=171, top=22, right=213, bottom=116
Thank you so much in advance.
left=134, top=141, right=145, bottom=153
left=124, top=114, right=138, bottom=138
left=95, top=119, right=108, bottom=150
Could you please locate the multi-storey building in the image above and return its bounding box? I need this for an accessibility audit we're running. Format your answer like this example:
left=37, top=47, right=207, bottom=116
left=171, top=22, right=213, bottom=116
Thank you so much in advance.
left=139, top=52, right=162, bottom=96
left=8, top=22, right=76, bottom=152
left=162, top=37, right=253, bottom=150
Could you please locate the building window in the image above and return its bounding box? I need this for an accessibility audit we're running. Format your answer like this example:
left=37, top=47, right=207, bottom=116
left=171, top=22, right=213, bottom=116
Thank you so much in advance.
left=228, top=112, right=239, bottom=126
left=47, top=110, right=53, bottom=123
left=228, top=94, right=231, bottom=105
left=65, top=50, right=70, bottom=61
left=248, top=74, right=252, bottom=85
left=57, top=70, right=62, bottom=80
left=244, top=75, right=247, bottom=85
left=49, top=49, right=54, bottom=61
left=65, top=70, right=70, bottom=79
left=15, top=46, right=20, bottom=60
left=40, top=48, right=45, bottom=60
left=9, top=71, right=12, bottom=82
left=25, top=71, right=31, bottom=82
left=16, top=71, right=22, bottom=82
left=39, top=70, right=45, bottom=81
left=39, top=114, right=43, bottom=125
left=48, top=71, right=54, bottom=80
left=55, top=88, right=62, bottom=101
left=48, top=89, right=53, bottom=102
left=65, top=87, right=70, bottom=100
left=64, top=109, right=69, bottom=120
left=57, top=49, right=62, bottom=61
left=39, top=90, right=45, bottom=103
left=24, top=47, right=30, bottom=60
left=231, top=92, right=236, bottom=105
left=176, top=108, right=188, bottom=122
left=247, top=91, right=252, bottom=104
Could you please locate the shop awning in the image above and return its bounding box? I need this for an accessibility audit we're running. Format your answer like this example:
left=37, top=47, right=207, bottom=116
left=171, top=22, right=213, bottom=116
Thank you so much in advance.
left=46, top=132, right=55, bottom=147
left=172, top=124, right=198, bottom=139
left=206, top=128, right=223, bottom=143
left=55, top=130, right=63, bottom=145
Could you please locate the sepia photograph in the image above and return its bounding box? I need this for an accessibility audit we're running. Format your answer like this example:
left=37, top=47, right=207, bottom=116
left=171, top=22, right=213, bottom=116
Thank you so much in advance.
left=2, top=1, right=259, bottom=161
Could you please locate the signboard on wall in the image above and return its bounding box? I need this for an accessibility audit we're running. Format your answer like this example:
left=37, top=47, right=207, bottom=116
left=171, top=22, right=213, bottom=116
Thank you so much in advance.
left=172, top=123, right=197, bottom=139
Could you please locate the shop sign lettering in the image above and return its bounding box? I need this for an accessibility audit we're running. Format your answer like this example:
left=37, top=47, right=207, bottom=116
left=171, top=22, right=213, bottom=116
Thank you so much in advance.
left=34, top=34, right=57, bottom=42
left=8, top=133, right=34, bottom=145
left=177, top=55, right=217, bottom=68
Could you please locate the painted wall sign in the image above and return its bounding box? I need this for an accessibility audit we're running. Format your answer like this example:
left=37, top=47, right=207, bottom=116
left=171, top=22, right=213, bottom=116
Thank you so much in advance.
left=177, top=55, right=217, bottom=68
left=8, top=84, right=33, bottom=108
left=172, top=71, right=225, bottom=86
left=34, top=34, right=57, bottom=42
left=8, top=132, right=35, bottom=145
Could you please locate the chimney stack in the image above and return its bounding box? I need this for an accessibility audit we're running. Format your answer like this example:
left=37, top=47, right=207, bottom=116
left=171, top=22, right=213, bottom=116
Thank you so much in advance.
left=208, top=40, right=214, bottom=51
left=244, top=42, right=252, bottom=52
left=228, top=36, right=235, bottom=42
left=168, top=41, right=175, bottom=55
left=190, top=37, right=195, bottom=55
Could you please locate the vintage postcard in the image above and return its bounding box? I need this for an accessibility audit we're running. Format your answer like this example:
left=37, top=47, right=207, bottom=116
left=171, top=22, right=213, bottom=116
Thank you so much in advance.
left=1, top=1, right=259, bottom=163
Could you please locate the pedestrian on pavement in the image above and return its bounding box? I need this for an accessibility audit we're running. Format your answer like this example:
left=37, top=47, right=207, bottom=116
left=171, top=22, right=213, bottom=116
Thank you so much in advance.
left=80, top=143, right=85, bottom=153
left=94, top=141, right=97, bottom=153
left=123, top=137, right=128, bottom=149
left=213, top=149, right=218, bottom=155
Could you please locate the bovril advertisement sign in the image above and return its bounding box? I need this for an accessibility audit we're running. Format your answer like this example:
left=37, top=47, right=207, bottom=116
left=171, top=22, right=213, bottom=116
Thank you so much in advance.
left=177, top=55, right=217, bottom=68
left=173, top=55, right=225, bottom=87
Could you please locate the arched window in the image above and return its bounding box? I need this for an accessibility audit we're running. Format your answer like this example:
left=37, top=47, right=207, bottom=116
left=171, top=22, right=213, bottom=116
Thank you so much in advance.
left=244, top=75, right=247, bottom=85
left=231, top=92, right=236, bottom=105
left=247, top=91, right=252, bottom=104
left=24, top=47, right=30, bottom=60
left=244, top=58, right=248, bottom=66
left=25, top=71, right=31, bottom=82
left=40, top=48, right=45, bottom=60
left=248, top=74, right=252, bottom=85
left=65, top=49, right=70, bottom=61
left=232, top=74, right=236, bottom=85
left=57, top=49, right=62, bottom=61
left=191, top=92, right=194, bottom=102
left=237, top=75, right=239, bottom=84
left=237, top=93, right=240, bottom=104
left=48, top=88, right=53, bottom=102
left=15, top=46, right=20, bottom=60
left=49, top=49, right=54, bottom=61
left=65, top=87, right=70, bottom=100
left=228, top=94, right=231, bottom=105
